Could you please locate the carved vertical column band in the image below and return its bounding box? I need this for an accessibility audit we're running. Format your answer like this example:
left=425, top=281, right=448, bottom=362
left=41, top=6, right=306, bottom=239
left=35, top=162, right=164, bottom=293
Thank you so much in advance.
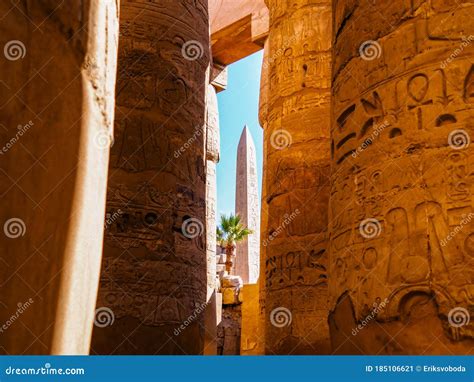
left=204, top=83, right=220, bottom=355
left=262, top=0, right=332, bottom=354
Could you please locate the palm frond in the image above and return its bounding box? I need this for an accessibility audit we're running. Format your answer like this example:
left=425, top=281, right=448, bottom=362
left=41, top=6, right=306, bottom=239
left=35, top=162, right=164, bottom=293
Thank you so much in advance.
left=216, top=227, right=225, bottom=246
left=217, top=213, right=253, bottom=246
left=235, top=227, right=253, bottom=242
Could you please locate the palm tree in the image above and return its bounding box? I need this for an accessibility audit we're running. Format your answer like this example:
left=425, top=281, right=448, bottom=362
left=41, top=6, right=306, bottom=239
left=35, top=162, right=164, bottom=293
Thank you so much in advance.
left=217, top=214, right=253, bottom=275
left=216, top=226, right=225, bottom=250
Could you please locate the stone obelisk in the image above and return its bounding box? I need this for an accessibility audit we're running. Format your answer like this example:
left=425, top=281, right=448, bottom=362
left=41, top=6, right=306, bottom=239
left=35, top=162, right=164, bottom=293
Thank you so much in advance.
left=235, top=126, right=260, bottom=284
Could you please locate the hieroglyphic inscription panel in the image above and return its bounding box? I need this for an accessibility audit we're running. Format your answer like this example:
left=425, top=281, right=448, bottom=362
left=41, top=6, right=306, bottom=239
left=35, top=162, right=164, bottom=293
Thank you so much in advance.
left=329, top=0, right=474, bottom=354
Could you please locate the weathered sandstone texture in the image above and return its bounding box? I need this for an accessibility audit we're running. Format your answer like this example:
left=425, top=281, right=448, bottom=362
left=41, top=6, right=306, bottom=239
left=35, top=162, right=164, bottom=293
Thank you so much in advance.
left=92, top=0, right=210, bottom=355
left=329, top=0, right=474, bottom=355
left=257, top=38, right=270, bottom=353
left=206, top=84, right=220, bottom=299
left=261, top=0, right=332, bottom=354
left=204, top=83, right=220, bottom=355
left=217, top=305, right=242, bottom=355
left=241, top=284, right=264, bottom=355
left=0, top=0, right=119, bottom=354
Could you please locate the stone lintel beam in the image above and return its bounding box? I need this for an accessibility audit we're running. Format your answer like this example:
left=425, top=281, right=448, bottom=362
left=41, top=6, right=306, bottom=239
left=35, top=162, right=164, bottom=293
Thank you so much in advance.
left=211, top=63, right=228, bottom=93
left=210, top=0, right=268, bottom=65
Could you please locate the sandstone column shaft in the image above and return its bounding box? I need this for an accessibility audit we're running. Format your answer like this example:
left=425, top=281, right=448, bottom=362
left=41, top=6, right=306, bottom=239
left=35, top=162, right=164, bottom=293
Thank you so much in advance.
left=92, top=0, right=210, bottom=354
left=329, top=0, right=474, bottom=354
left=0, top=0, right=119, bottom=354
left=204, top=83, right=220, bottom=354
left=261, top=0, right=332, bottom=354
left=258, top=38, right=270, bottom=352
left=206, top=84, right=220, bottom=298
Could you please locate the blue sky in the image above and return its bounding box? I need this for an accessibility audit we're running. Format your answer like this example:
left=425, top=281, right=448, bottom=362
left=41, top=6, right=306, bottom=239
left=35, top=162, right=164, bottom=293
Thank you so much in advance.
left=216, top=51, right=264, bottom=219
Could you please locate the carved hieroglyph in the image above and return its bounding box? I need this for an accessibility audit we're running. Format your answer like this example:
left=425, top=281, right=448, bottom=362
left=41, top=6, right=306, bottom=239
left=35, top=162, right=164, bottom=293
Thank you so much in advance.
left=0, top=1, right=119, bottom=354
left=261, top=0, right=332, bottom=354
left=206, top=83, right=220, bottom=296
left=258, top=39, right=270, bottom=350
left=92, top=0, right=210, bottom=355
left=329, top=0, right=474, bottom=354
left=204, top=83, right=220, bottom=354
left=235, top=126, right=260, bottom=284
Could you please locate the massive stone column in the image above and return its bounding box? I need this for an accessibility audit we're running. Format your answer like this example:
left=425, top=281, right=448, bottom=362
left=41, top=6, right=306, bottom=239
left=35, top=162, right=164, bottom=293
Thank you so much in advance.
left=258, top=38, right=270, bottom=352
left=261, top=0, right=332, bottom=354
left=235, top=126, right=260, bottom=284
left=329, top=1, right=474, bottom=354
left=92, top=0, right=210, bottom=355
left=0, top=0, right=119, bottom=354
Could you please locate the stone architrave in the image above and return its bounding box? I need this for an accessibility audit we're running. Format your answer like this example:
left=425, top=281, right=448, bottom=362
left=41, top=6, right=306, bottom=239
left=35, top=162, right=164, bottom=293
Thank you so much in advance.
left=261, top=0, right=332, bottom=354
left=0, top=1, right=119, bottom=354
left=329, top=0, right=474, bottom=354
left=235, top=126, right=260, bottom=284
left=92, top=0, right=210, bottom=355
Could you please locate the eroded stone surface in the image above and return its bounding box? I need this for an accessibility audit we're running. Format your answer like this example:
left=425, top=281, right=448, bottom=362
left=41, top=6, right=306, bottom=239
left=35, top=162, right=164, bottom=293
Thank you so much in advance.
left=4, top=0, right=474, bottom=357
left=217, top=305, right=242, bottom=355
left=329, top=0, right=474, bottom=354
left=206, top=84, right=220, bottom=299
left=0, top=0, right=119, bottom=355
left=91, top=0, right=210, bottom=355
left=261, top=0, right=332, bottom=355
left=241, top=284, right=264, bottom=355
left=204, top=83, right=220, bottom=355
